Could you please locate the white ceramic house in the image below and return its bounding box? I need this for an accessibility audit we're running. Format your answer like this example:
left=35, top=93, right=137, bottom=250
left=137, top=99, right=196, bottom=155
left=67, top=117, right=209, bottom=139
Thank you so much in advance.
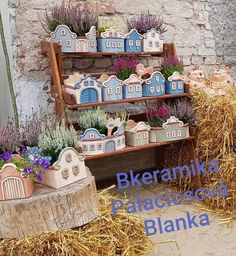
left=143, top=28, right=164, bottom=52
left=123, top=74, right=143, bottom=99
left=125, top=120, right=151, bottom=146
left=41, top=147, right=87, bottom=189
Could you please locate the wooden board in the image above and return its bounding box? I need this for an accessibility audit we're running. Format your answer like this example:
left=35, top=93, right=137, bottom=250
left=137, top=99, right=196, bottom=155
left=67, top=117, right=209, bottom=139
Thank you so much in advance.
left=0, top=167, right=98, bottom=239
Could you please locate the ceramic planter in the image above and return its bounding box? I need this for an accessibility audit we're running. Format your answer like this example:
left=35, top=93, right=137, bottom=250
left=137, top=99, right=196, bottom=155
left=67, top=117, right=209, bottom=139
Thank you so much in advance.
left=149, top=116, right=190, bottom=143
left=123, top=74, right=143, bottom=99
left=97, top=27, right=125, bottom=52
left=165, top=72, right=185, bottom=94
left=142, top=71, right=165, bottom=97
left=0, top=163, right=34, bottom=201
left=78, top=126, right=125, bottom=156
left=50, top=25, right=97, bottom=53
left=143, top=28, right=164, bottom=52
left=125, top=29, right=143, bottom=52
left=102, top=75, right=123, bottom=101
left=41, top=147, right=87, bottom=189
left=64, top=73, right=102, bottom=104
left=125, top=120, right=151, bottom=147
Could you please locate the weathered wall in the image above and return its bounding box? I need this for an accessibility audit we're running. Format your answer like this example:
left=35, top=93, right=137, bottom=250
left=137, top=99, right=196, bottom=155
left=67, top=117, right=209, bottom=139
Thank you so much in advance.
left=7, top=0, right=236, bottom=121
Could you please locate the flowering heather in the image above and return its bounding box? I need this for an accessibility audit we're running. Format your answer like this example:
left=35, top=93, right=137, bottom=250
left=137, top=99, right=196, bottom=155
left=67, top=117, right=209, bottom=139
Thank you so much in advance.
left=41, top=1, right=98, bottom=35
left=114, top=57, right=139, bottom=80
left=146, top=104, right=170, bottom=127
left=127, top=10, right=167, bottom=35
left=161, top=56, right=184, bottom=78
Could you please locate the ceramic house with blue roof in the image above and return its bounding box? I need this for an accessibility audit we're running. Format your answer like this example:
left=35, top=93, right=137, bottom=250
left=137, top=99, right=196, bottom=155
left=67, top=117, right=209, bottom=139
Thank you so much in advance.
left=125, top=29, right=143, bottom=52
left=102, top=75, right=123, bottom=101
left=64, top=73, right=102, bottom=104
left=165, top=72, right=185, bottom=94
left=123, top=74, right=143, bottom=99
left=142, top=71, right=165, bottom=96
left=97, top=27, right=125, bottom=52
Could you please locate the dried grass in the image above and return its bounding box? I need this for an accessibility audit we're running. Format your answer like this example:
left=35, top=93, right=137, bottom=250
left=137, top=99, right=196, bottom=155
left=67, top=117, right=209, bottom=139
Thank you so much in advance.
left=0, top=188, right=153, bottom=256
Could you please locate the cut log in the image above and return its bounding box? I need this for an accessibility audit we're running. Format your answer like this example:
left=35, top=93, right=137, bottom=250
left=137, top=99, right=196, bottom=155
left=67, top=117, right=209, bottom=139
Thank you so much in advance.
left=0, top=167, right=98, bottom=239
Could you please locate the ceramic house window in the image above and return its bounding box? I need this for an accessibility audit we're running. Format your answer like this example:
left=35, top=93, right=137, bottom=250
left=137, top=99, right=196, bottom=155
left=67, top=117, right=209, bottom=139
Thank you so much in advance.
left=135, top=85, right=141, bottom=92
left=143, top=132, right=148, bottom=139
left=91, top=40, right=96, bottom=47
left=90, top=80, right=95, bottom=86
left=156, top=76, right=160, bottom=82
left=161, top=85, right=164, bottom=92
left=136, top=40, right=141, bottom=46
left=122, top=138, right=125, bottom=143
left=129, top=40, right=134, bottom=46
left=97, top=143, right=103, bottom=150
left=114, top=32, right=118, bottom=37
left=109, top=32, right=112, bottom=37
left=72, top=166, right=80, bottom=176
left=178, top=81, right=183, bottom=89
left=172, top=131, right=176, bottom=138
left=128, top=85, right=133, bottom=93
left=177, top=130, right=182, bottom=137
left=65, top=153, right=72, bottom=163
left=62, top=168, right=69, bottom=180
left=136, top=133, right=142, bottom=140
left=89, top=144, right=95, bottom=151
left=84, top=80, right=89, bottom=86
left=57, top=40, right=62, bottom=46
left=112, top=42, right=116, bottom=48
left=116, top=87, right=121, bottom=94
left=155, top=41, right=160, bottom=47
left=149, top=41, right=153, bottom=47
left=167, top=132, right=171, bottom=139
left=106, top=42, right=111, bottom=48
left=89, top=133, right=95, bottom=139
left=156, top=86, right=161, bottom=93
left=66, top=40, right=71, bottom=47
left=60, top=30, right=66, bottom=36
left=172, top=82, right=177, bottom=90
left=117, top=42, right=122, bottom=48
left=83, top=145, right=88, bottom=151
left=151, top=32, right=155, bottom=38
left=108, top=88, right=113, bottom=95
left=150, top=86, right=155, bottom=93
left=117, top=139, right=121, bottom=146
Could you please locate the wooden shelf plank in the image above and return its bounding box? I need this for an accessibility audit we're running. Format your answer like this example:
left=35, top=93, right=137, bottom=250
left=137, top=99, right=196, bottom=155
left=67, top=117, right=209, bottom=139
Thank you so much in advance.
left=63, top=93, right=192, bottom=109
left=85, top=136, right=196, bottom=160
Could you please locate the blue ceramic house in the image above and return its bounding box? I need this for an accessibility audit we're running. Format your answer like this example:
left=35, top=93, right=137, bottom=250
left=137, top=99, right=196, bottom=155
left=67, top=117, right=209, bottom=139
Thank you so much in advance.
left=102, top=75, right=123, bottom=101
left=125, top=29, right=143, bottom=52
left=123, top=74, right=143, bottom=99
left=97, top=27, right=125, bottom=52
left=142, top=71, right=165, bottom=96
left=165, top=72, right=185, bottom=94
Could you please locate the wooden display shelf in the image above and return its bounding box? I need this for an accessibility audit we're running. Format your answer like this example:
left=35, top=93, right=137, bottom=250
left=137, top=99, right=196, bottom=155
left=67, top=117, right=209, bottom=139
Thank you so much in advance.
left=85, top=136, right=196, bottom=160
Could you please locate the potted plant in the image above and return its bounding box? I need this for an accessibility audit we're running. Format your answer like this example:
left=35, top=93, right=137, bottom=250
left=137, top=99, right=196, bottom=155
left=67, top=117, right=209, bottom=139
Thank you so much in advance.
left=161, top=56, right=185, bottom=94
left=146, top=104, right=190, bottom=143
left=127, top=10, right=167, bottom=52
left=41, top=1, right=98, bottom=52
left=78, top=110, right=126, bottom=155
left=38, top=121, right=87, bottom=188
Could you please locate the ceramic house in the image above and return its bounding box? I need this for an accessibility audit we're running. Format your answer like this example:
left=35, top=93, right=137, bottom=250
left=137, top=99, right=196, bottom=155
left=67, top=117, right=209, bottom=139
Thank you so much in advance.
left=102, top=75, right=123, bottom=101
left=64, top=74, right=102, bottom=104
left=165, top=72, right=185, bottom=94
left=142, top=71, right=165, bottom=97
left=125, top=29, right=143, bottom=52
left=125, top=120, right=151, bottom=146
left=143, top=28, right=164, bottom=52
left=149, top=116, right=190, bottom=143
left=41, top=147, right=87, bottom=189
left=123, top=74, right=143, bottom=99
left=0, top=163, right=34, bottom=201
left=50, top=25, right=97, bottom=53
left=97, top=27, right=125, bottom=52
left=78, top=125, right=126, bottom=156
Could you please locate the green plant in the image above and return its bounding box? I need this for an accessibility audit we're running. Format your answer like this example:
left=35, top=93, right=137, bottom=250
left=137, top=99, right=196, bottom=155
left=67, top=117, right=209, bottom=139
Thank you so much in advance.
left=161, top=56, right=184, bottom=78
left=114, top=57, right=139, bottom=81
left=97, top=24, right=111, bottom=35
left=38, top=121, right=77, bottom=163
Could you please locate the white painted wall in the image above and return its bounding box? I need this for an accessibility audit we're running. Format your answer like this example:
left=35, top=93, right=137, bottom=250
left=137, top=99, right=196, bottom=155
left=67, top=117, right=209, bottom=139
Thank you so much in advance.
left=0, top=0, right=14, bottom=125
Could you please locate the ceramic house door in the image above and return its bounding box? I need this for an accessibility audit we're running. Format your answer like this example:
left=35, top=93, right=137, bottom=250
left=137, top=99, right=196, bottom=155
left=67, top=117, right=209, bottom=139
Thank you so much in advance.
left=104, top=140, right=116, bottom=152
left=76, top=40, right=88, bottom=52
left=1, top=177, right=25, bottom=200
left=80, top=88, right=98, bottom=103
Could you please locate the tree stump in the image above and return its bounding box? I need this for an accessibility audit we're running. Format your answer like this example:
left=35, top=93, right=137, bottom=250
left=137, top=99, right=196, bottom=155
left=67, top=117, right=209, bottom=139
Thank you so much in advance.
left=0, top=167, right=98, bottom=239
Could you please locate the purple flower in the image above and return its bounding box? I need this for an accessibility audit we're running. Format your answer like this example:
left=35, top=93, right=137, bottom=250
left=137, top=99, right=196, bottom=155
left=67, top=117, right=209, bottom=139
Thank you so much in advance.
left=37, top=173, right=43, bottom=182
left=21, top=145, right=27, bottom=154
left=2, top=151, right=12, bottom=161
left=23, top=166, right=34, bottom=174
left=41, top=159, right=50, bottom=169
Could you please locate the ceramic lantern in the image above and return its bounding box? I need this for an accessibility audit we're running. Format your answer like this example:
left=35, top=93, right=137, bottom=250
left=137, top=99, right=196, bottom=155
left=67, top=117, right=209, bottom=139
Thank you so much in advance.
left=149, top=116, right=190, bottom=143
left=41, top=147, right=87, bottom=189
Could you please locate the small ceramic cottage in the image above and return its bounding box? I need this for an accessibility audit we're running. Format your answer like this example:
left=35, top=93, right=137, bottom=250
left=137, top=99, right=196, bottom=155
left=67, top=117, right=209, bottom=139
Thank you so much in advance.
left=123, top=74, right=143, bottom=99
left=41, top=147, right=87, bottom=189
left=125, top=29, right=143, bottom=52
left=165, top=72, right=185, bottom=94
left=143, top=28, right=164, bottom=52
left=149, top=116, right=190, bottom=143
left=142, top=71, right=165, bottom=97
left=102, top=75, right=123, bottom=101
left=125, top=120, right=151, bottom=146
left=64, top=73, right=102, bottom=104
left=50, top=25, right=97, bottom=53
left=97, top=27, right=125, bottom=52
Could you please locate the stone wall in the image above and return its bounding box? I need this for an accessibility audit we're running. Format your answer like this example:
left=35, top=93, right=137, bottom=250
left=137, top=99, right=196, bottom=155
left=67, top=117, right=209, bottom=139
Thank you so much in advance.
left=7, top=0, right=236, bottom=121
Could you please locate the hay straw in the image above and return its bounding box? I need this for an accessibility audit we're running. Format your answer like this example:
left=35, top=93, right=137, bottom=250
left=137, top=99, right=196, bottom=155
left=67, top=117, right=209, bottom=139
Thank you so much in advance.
left=0, top=189, right=153, bottom=256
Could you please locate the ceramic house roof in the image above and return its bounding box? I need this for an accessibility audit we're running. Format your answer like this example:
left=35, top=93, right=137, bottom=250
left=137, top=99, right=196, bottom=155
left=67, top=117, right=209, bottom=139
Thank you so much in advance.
left=52, top=147, right=85, bottom=171
left=123, top=74, right=144, bottom=86
left=64, top=73, right=84, bottom=86
left=126, top=29, right=143, bottom=39
left=79, top=128, right=106, bottom=141
left=0, top=163, right=17, bottom=174
left=144, top=71, right=165, bottom=85
left=168, top=72, right=185, bottom=82
left=103, top=75, right=123, bottom=88
left=143, top=28, right=164, bottom=40
left=113, top=124, right=125, bottom=137
left=75, top=74, right=102, bottom=89
left=125, top=120, right=151, bottom=133
left=101, top=27, right=126, bottom=39
left=85, top=26, right=96, bottom=39
left=51, top=25, right=77, bottom=39
left=162, top=116, right=184, bottom=129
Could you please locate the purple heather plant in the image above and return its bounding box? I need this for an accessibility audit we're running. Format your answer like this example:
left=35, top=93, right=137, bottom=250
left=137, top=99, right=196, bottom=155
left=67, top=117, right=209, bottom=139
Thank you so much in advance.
left=146, top=104, right=170, bottom=127
left=127, top=10, right=167, bottom=35
left=161, top=56, right=184, bottom=78
left=114, top=56, right=139, bottom=80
